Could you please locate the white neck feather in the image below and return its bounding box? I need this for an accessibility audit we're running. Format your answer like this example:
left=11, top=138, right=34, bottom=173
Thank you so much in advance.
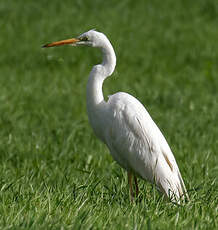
left=86, top=37, right=116, bottom=140
left=86, top=38, right=116, bottom=107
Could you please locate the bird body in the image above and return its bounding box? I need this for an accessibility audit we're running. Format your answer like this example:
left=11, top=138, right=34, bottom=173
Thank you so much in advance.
left=43, top=30, right=188, bottom=203
left=89, top=90, right=187, bottom=201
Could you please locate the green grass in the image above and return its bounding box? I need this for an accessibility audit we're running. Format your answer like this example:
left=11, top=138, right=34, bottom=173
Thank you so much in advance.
left=0, top=0, right=218, bottom=229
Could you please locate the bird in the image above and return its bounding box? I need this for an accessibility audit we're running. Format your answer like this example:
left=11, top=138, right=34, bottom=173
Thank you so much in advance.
left=43, top=29, right=189, bottom=204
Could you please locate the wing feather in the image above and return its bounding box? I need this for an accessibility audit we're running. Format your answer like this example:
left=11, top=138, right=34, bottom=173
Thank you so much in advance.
left=105, top=92, right=188, bottom=202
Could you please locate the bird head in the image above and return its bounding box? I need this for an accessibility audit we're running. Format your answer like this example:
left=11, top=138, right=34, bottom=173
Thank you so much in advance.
left=42, top=30, right=108, bottom=48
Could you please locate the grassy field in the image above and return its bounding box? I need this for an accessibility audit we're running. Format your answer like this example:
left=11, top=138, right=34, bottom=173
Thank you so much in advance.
left=0, top=0, right=217, bottom=229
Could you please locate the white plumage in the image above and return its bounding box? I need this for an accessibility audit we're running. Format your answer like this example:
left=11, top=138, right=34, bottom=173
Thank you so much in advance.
left=43, top=30, right=189, bottom=203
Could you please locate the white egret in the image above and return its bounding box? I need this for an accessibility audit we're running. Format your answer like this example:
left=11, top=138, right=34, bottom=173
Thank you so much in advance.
left=43, top=30, right=189, bottom=203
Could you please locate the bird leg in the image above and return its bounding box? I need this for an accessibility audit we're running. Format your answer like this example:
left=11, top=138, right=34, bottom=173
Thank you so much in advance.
left=128, top=171, right=134, bottom=202
left=134, top=175, right=139, bottom=198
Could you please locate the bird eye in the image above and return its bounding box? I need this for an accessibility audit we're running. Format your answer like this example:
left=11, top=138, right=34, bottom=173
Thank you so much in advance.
left=81, top=36, right=88, bottom=41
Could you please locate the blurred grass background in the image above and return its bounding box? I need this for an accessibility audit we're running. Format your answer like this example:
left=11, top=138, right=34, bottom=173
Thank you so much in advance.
left=0, top=0, right=217, bottom=229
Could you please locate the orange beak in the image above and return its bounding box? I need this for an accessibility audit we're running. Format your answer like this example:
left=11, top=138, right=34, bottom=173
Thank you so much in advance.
left=42, top=38, right=80, bottom=48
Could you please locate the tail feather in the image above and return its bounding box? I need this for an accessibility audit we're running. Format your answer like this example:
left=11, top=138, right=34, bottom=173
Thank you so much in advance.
left=158, top=171, right=189, bottom=204
left=155, top=158, right=189, bottom=204
left=177, top=170, right=190, bottom=201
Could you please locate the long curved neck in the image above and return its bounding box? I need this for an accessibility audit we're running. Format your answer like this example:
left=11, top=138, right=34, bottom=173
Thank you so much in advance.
left=86, top=39, right=116, bottom=140
left=86, top=40, right=116, bottom=107
left=101, top=41, right=116, bottom=77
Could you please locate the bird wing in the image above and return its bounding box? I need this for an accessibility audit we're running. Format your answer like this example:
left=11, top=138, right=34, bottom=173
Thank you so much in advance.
left=105, top=92, right=188, bottom=201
